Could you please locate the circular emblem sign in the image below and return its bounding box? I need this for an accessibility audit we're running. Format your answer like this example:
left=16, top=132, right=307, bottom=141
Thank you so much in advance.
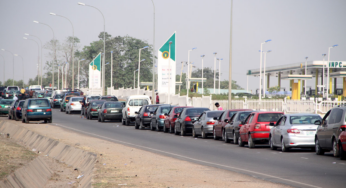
left=162, top=51, right=169, bottom=59
left=92, top=65, right=97, bottom=70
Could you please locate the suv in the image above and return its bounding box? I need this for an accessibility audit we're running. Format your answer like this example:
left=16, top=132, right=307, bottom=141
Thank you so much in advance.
left=22, top=98, right=52, bottom=123
left=3, top=86, right=19, bottom=99
left=122, top=95, right=151, bottom=125
left=315, top=107, right=346, bottom=158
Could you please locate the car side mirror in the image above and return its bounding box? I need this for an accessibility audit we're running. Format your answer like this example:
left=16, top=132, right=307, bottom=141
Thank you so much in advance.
left=135, top=111, right=138, bottom=114
left=224, top=119, right=229, bottom=123
left=269, top=122, right=275, bottom=126
left=174, top=115, right=178, bottom=118
left=314, top=120, right=322, bottom=125
left=213, top=117, right=218, bottom=120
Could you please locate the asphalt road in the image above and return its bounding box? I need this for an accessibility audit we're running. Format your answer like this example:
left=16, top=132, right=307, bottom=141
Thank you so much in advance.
left=16, top=109, right=346, bottom=188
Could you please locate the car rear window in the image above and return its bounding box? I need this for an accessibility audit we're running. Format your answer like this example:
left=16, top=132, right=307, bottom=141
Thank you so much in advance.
left=101, top=97, right=118, bottom=101
left=65, top=97, right=71, bottom=101
left=161, top=106, right=171, bottom=114
left=91, top=101, right=105, bottom=107
left=229, top=111, right=238, bottom=118
left=72, top=98, right=83, bottom=102
left=174, top=107, right=185, bottom=113
left=186, top=108, right=209, bottom=116
left=145, top=106, right=159, bottom=112
left=290, top=115, right=322, bottom=125
left=207, top=111, right=223, bottom=118
left=258, top=113, right=283, bottom=122
left=105, top=103, right=122, bottom=108
left=129, top=99, right=148, bottom=106
left=29, top=99, right=49, bottom=107
left=0, top=100, right=14, bottom=105
left=55, top=95, right=63, bottom=99
left=238, top=112, right=252, bottom=121
left=88, top=96, right=100, bottom=100
left=7, top=87, right=18, bottom=91
left=18, top=101, right=24, bottom=107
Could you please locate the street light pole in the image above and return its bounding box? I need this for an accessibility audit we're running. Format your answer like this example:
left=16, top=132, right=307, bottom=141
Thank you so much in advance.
left=263, top=50, right=271, bottom=98
left=151, top=0, right=156, bottom=102
left=322, top=54, right=326, bottom=97
left=213, top=52, right=217, bottom=94
left=23, top=37, right=40, bottom=85
left=228, top=0, right=233, bottom=109
left=65, top=63, right=68, bottom=88
left=50, top=13, right=75, bottom=90
left=304, top=56, right=308, bottom=96
left=1, top=49, right=15, bottom=86
left=111, top=51, right=113, bottom=91
left=326, top=44, right=338, bottom=98
left=179, top=62, right=185, bottom=93
left=25, top=33, right=43, bottom=85
left=78, top=2, right=106, bottom=95
left=187, top=48, right=196, bottom=105
left=138, top=46, right=148, bottom=95
left=259, top=39, right=271, bottom=102
left=78, top=59, right=85, bottom=89
left=0, top=54, right=5, bottom=83
left=201, top=55, right=205, bottom=95
left=33, top=20, right=56, bottom=89
left=134, top=69, right=138, bottom=89
left=219, top=58, right=222, bottom=94
left=58, top=64, right=60, bottom=90
left=14, top=54, right=24, bottom=88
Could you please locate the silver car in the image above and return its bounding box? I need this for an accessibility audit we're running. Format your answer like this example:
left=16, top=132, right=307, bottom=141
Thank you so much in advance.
left=192, top=111, right=224, bottom=139
left=65, top=97, right=84, bottom=114
left=269, top=113, right=322, bottom=152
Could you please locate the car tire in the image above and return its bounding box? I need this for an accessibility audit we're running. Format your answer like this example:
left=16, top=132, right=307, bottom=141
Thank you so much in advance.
left=281, top=138, right=289, bottom=152
left=134, top=121, right=139, bottom=129
left=140, top=121, right=144, bottom=129
left=180, top=126, right=185, bottom=136
left=333, top=139, right=339, bottom=157
left=122, top=117, right=125, bottom=125
left=150, top=122, right=155, bottom=131
left=315, top=138, right=325, bottom=155
left=340, top=142, right=346, bottom=160
left=238, top=136, right=244, bottom=147
left=170, top=124, right=174, bottom=134
left=201, top=128, right=206, bottom=139
left=248, top=134, right=255, bottom=148
left=233, top=132, right=238, bottom=144
left=192, top=128, right=197, bottom=138
left=223, top=130, right=230, bottom=143
left=270, top=136, right=277, bottom=150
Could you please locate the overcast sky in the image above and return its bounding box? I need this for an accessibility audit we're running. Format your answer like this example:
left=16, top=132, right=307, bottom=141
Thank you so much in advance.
left=1, top=0, right=345, bottom=92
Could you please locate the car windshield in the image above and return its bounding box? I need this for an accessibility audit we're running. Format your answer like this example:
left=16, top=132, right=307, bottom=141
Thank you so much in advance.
left=186, top=108, right=209, bottom=116
left=129, top=99, right=148, bottom=106
left=31, top=88, right=41, bottom=91
left=161, top=106, right=171, bottom=114
left=55, top=95, right=63, bottom=99
left=88, top=96, right=100, bottom=100
left=144, top=106, right=159, bottom=112
left=229, top=111, right=238, bottom=118
left=65, top=97, right=71, bottom=102
left=72, top=98, right=83, bottom=102
left=105, top=102, right=122, bottom=108
left=290, top=115, right=322, bottom=125
left=91, top=101, right=105, bottom=107
left=7, top=87, right=18, bottom=91
left=101, top=97, right=118, bottom=101
left=174, top=107, right=185, bottom=113
left=29, top=99, right=49, bottom=107
left=207, top=111, right=223, bottom=118
left=0, top=100, right=14, bottom=105
left=258, top=113, right=283, bottom=122
left=45, top=93, right=52, bottom=97
left=238, top=112, right=252, bottom=121
left=18, top=101, right=24, bottom=107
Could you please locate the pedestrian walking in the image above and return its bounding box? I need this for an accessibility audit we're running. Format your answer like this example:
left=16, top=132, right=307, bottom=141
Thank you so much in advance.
left=80, top=96, right=86, bottom=118
left=156, top=93, right=160, bottom=104
left=215, top=102, right=223, bottom=111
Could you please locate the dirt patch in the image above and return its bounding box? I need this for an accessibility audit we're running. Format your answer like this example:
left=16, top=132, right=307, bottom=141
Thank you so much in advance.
left=44, top=157, right=79, bottom=188
left=0, top=135, right=37, bottom=180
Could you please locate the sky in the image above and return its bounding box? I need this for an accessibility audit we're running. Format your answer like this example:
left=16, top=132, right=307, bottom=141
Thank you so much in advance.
left=0, top=0, right=345, bottom=92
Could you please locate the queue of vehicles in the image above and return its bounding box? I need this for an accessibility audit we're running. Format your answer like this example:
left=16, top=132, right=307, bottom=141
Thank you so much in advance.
left=1, top=89, right=346, bottom=161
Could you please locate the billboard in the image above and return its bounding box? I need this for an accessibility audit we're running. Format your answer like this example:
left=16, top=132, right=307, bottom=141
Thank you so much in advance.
left=89, top=53, right=101, bottom=89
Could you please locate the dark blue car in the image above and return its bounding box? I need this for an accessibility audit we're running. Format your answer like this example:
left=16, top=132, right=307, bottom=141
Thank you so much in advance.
left=22, top=98, right=52, bottom=123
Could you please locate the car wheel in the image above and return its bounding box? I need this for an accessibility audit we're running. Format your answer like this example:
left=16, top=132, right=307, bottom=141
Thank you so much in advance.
left=122, top=117, right=125, bottom=125
left=134, top=121, right=139, bottom=129
left=192, top=128, right=197, bottom=138
left=140, top=121, right=144, bottom=129
left=170, top=125, right=174, bottom=134
left=150, top=122, right=155, bottom=131
left=25, top=116, right=29, bottom=124
left=233, top=132, right=238, bottom=144
left=238, top=136, right=244, bottom=147
left=201, top=128, right=206, bottom=139
left=223, top=130, right=230, bottom=143
left=340, top=142, right=346, bottom=160
left=315, top=138, right=325, bottom=155
left=174, top=125, right=179, bottom=135
left=270, top=136, right=277, bottom=150
left=281, top=138, right=289, bottom=152
left=248, top=134, right=255, bottom=148
left=156, top=122, right=160, bottom=132
left=180, top=126, right=185, bottom=136
left=333, top=139, right=339, bottom=157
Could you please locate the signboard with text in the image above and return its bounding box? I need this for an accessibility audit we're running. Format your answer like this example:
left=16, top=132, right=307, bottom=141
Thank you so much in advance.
left=89, top=53, right=101, bottom=89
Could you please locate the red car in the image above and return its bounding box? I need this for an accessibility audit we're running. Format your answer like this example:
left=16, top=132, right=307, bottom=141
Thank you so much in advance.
left=238, top=111, right=283, bottom=148
left=339, top=127, right=346, bottom=160
left=213, top=109, right=252, bottom=140
left=164, top=106, right=191, bottom=133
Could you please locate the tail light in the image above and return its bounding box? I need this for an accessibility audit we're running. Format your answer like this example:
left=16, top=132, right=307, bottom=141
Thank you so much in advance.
left=91, top=108, right=97, bottom=111
left=172, top=118, right=177, bottom=122
left=287, top=129, right=300, bottom=134
left=159, top=115, right=166, bottom=119
left=255, top=124, right=261, bottom=129
left=127, top=107, right=130, bottom=112
left=71, top=103, right=75, bottom=106
left=16, top=107, right=21, bottom=111
left=143, top=112, right=149, bottom=117
left=103, top=109, right=107, bottom=113
left=206, top=121, right=215, bottom=125
left=46, top=109, right=52, bottom=112
left=340, top=125, right=346, bottom=131
left=27, top=109, right=33, bottom=112
left=54, top=99, right=57, bottom=101
left=185, top=116, right=191, bottom=121
left=0, top=106, right=2, bottom=108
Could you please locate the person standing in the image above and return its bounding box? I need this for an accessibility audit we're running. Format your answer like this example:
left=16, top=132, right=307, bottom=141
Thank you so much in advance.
left=13, top=94, right=18, bottom=101
left=80, top=96, right=86, bottom=118
left=215, top=102, right=223, bottom=111
left=20, top=87, right=25, bottom=94
left=156, top=93, right=160, bottom=104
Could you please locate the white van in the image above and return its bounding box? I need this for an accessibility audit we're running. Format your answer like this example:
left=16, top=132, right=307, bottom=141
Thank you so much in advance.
left=29, top=85, right=42, bottom=91
left=122, top=95, right=151, bottom=125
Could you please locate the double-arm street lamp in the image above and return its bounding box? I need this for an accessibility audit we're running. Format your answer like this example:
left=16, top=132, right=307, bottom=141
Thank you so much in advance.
left=1, top=49, right=14, bottom=86
left=138, top=46, right=149, bottom=94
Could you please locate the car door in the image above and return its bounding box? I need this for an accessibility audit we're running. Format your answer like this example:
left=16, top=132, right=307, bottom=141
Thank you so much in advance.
left=274, top=116, right=286, bottom=145
left=317, top=110, right=331, bottom=148
left=136, top=107, right=143, bottom=125
left=325, top=108, right=343, bottom=149
left=240, top=113, right=253, bottom=141
left=175, top=110, right=184, bottom=131
left=195, top=113, right=204, bottom=134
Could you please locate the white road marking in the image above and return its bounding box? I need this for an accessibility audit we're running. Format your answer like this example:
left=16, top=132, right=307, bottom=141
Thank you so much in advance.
left=301, top=157, right=309, bottom=160
left=52, top=123, right=321, bottom=188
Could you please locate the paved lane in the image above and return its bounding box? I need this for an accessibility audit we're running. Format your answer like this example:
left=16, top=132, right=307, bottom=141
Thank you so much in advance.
left=50, top=109, right=345, bottom=188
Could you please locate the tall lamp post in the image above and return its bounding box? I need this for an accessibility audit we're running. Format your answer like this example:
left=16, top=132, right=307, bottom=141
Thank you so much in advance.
left=78, top=59, right=85, bottom=89
left=200, top=55, right=205, bottom=95
left=0, top=54, right=5, bottom=83
left=326, top=44, right=338, bottom=98
left=228, top=0, right=234, bottom=109
left=25, top=33, right=43, bottom=85
left=179, top=61, right=185, bottom=93
left=322, top=54, right=326, bottom=97
left=1, top=49, right=14, bottom=86
left=33, top=20, right=56, bottom=89
left=23, top=37, right=40, bottom=85
left=50, top=12, right=75, bottom=90
left=263, top=50, right=271, bottom=98
left=78, top=2, right=106, bottom=95
left=134, top=69, right=138, bottom=89
left=218, top=58, right=223, bottom=94
left=187, top=48, right=197, bottom=105
left=150, top=0, right=156, bottom=102
left=14, top=54, right=24, bottom=88
left=138, top=46, right=148, bottom=94
left=213, top=52, right=217, bottom=94
left=304, top=56, right=308, bottom=96
left=259, top=39, right=271, bottom=102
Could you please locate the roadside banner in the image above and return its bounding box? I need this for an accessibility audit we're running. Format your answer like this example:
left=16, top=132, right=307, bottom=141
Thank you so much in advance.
left=158, top=32, right=176, bottom=94
left=89, top=53, right=101, bottom=89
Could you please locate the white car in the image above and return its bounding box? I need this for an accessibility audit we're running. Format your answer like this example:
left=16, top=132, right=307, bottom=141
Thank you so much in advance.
left=65, top=96, right=84, bottom=114
left=122, top=95, right=151, bottom=125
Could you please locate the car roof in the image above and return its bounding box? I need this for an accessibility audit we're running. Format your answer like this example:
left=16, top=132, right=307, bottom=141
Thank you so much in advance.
left=253, top=111, right=283, bottom=114
left=184, top=107, right=209, bottom=110
left=227, top=109, right=252, bottom=112
left=90, top=100, right=106, bottom=102
left=286, top=113, right=321, bottom=117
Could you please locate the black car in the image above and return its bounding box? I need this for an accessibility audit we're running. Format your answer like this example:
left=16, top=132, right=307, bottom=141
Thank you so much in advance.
left=8, top=100, right=19, bottom=120
left=100, top=96, right=118, bottom=101
left=150, top=105, right=175, bottom=131
left=98, top=101, right=123, bottom=122
left=174, top=107, right=210, bottom=136
left=224, top=111, right=253, bottom=143
left=134, top=104, right=161, bottom=129
left=85, top=100, right=106, bottom=120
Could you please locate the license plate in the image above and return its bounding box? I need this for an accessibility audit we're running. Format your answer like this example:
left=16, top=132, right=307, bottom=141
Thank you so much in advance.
left=37, top=109, right=42, bottom=112
left=111, top=110, right=118, bottom=113
left=305, top=131, right=315, bottom=136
